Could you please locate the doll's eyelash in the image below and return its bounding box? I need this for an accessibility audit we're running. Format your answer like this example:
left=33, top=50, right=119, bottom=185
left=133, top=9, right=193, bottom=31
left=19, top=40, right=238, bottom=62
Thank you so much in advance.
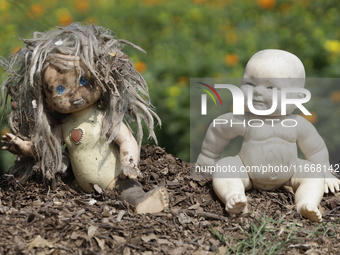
left=246, top=82, right=255, bottom=86
left=79, top=76, right=88, bottom=86
left=56, top=85, right=66, bottom=95
left=267, top=86, right=280, bottom=90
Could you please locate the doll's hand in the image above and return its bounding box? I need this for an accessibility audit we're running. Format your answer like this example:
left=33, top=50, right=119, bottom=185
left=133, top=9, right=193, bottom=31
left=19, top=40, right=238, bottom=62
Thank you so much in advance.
left=324, top=170, right=340, bottom=194
left=120, top=162, right=143, bottom=179
left=196, top=153, right=218, bottom=167
left=324, top=177, right=340, bottom=194
left=1, top=133, right=34, bottom=157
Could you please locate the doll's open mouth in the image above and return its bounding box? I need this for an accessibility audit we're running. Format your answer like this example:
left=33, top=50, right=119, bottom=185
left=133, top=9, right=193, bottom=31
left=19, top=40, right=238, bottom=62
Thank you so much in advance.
left=72, top=99, right=85, bottom=106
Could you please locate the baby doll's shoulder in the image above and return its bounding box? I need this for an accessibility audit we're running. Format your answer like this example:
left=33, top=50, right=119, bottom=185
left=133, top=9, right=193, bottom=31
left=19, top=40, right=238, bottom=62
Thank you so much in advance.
left=291, top=114, right=316, bottom=134
left=291, top=114, right=312, bottom=125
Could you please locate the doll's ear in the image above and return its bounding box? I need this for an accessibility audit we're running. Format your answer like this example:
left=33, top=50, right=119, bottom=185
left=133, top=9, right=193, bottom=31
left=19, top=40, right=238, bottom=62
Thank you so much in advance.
left=297, top=92, right=304, bottom=99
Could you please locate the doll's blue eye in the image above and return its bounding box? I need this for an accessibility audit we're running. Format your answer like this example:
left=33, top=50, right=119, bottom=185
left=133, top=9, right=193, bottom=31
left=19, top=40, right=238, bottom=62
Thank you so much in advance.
left=56, top=85, right=66, bottom=95
left=79, top=76, right=88, bottom=86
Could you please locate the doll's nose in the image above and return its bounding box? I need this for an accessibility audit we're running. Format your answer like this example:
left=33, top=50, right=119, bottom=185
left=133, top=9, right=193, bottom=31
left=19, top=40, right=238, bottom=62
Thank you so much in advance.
left=69, top=90, right=83, bottom=102
left=253, top=86, right=265, bottom=96
left=69, top=90, right=77, bottom=97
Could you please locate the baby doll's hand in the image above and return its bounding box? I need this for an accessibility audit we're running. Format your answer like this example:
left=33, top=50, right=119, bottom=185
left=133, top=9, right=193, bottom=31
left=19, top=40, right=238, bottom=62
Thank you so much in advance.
left=120, top=162, right=143, bottom=179
left=325, top=177, right=340, bottom=194
left=1, top=133, right=33, bottom=157
left=196, top=153, right=218, bottom=167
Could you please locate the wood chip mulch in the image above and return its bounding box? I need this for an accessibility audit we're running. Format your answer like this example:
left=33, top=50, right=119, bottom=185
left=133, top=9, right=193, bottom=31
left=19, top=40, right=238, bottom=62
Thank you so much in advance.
left=0, top=145, right=340, bottom=254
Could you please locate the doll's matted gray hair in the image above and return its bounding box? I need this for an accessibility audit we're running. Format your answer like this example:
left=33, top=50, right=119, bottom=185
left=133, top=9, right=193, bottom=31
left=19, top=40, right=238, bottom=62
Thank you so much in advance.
left=1, top=23, right=160, bottom=185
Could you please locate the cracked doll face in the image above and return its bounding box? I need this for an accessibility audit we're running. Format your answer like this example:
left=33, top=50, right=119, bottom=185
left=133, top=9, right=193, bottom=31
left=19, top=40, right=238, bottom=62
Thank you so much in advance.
left=43, top=54, right=102, bottom=114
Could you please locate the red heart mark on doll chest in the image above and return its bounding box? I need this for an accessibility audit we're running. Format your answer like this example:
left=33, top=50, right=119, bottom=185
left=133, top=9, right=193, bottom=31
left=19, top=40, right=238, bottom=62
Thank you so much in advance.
left=70, top=128, right=84, bottom=145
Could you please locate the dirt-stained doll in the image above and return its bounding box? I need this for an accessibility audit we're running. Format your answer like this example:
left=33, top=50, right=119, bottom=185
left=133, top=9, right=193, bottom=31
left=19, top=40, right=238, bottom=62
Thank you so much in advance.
left=1, top=23, right=169, bottom=213
left=197, top=49, right=340, bottom=222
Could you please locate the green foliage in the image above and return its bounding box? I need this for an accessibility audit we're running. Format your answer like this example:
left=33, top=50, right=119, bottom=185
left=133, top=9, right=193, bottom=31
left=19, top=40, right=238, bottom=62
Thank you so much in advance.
left=211, top=215, right=297, bottom=254
left=210, top=214, right=338, bottom=254
left=1, top=0, right=340, bottom=170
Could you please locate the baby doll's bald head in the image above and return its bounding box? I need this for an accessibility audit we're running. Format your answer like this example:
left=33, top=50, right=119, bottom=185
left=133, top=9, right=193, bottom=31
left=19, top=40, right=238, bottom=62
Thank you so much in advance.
left=241, top=49, right=307, bottom=116
left=244, top=49, right=305, bottom=85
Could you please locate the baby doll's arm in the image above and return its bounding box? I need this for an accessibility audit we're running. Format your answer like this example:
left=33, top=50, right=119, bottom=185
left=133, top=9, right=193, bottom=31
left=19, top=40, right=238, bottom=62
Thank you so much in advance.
left=296, top=115, right=340, bottom=193
left=114, top=123, right=142, bottom=179
left=1, top=133, right=35, bottom=157
left=197, top=112, right=246, bottom=166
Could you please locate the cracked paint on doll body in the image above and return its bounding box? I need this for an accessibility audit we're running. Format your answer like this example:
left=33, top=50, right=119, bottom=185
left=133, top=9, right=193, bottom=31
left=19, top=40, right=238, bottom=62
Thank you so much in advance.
left=62, top=105, right=121, bottom=192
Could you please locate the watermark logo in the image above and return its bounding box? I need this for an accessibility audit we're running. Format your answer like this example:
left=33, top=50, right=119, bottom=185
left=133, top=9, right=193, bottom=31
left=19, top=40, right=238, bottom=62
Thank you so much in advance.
left=196, top=82, right=222, bottom=115
left=199, top=83, right=311, bottom=116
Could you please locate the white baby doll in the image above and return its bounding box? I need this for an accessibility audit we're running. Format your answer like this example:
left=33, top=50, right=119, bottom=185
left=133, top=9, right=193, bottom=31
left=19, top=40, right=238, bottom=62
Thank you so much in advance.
left=1, top=23, right=169, bottom=213
left=196, top=49, right=340, bottom=222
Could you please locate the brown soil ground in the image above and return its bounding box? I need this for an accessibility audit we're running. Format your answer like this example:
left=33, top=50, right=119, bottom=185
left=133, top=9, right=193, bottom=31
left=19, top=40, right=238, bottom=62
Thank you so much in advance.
left=0, top=145, right=339, bottom=254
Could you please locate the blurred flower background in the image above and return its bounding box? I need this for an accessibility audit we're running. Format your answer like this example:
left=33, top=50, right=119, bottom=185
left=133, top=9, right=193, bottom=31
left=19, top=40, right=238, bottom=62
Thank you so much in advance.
left=1, top=0, right=340, bottom=173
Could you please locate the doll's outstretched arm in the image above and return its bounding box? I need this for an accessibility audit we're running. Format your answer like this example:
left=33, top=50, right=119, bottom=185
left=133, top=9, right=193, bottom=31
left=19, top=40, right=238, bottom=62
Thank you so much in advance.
left=296, top=115, right=340, bottom=194
left=197, top=113, right=246, bottom=166
left=114, top=123, right=142, bottom=179
left=1, top=133, right=36, bottom=157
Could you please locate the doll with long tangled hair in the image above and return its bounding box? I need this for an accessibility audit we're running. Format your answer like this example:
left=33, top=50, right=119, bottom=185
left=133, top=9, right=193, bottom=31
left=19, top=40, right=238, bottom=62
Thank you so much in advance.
left=1, top=23, right=169, bottom=213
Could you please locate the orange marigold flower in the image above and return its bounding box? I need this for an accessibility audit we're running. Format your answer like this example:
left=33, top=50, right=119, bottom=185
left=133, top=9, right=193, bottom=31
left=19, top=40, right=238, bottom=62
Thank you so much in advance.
left=76, top=0, right=89, bottom=13
left=27, top=4, right=44, bottom=19
left=134, top=61, right=147, bottom=73
left=224, top=54, right=239, bottom=66
left=84, top=17, right=98, bottom=25
left=302, top=111, right=318, bottom=124
left=330, top=90, right=340, bottom=103
left=177, top=76, right=189, bottom=86
left=59, top=14, right=73, bottom=25
left=56, top=8, right=73, bottom=25
left=257, top=0, right=276, bottom=9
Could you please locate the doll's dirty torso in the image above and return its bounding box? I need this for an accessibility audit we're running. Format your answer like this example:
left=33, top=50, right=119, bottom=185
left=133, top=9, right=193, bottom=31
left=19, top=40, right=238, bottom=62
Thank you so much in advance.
left=62, top=105, right=120, bottom=193
left=238, top=113, right=299, bottom=190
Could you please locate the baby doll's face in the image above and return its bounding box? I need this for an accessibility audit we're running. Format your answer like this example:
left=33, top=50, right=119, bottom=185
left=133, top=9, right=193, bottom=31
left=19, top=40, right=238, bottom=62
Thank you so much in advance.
left=43, top=55, right=102, bottom=114
left=241, top=78, right=283, bottom=114
left=241, top=52, right=305, bottom=116
left=241, top=77, right=297, bottom=116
